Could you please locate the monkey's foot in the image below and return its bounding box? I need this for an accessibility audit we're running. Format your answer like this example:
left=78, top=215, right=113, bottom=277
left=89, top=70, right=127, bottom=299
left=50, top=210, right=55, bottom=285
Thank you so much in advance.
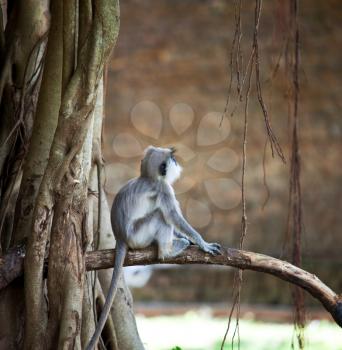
left=199, top=241, right=221, bottom=256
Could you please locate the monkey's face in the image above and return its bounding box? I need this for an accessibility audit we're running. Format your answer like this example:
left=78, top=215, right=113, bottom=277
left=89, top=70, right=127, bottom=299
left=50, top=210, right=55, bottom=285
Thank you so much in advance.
left=141, top=146, right=182, bottom=184
left=163, top=148, right=182, bottom=185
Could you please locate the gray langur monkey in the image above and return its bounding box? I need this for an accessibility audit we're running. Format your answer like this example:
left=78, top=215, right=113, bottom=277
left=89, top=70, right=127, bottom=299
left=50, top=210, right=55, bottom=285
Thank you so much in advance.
left=86, top=146, right=221, bottom=349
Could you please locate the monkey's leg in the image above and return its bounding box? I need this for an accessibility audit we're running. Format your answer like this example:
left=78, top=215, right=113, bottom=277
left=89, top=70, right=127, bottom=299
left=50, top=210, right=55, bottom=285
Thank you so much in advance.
left=155, top=224, right=174, bottom=260
left=155, top=228, right=190, bottom=259
left=170, top=237, right=190, bottom=257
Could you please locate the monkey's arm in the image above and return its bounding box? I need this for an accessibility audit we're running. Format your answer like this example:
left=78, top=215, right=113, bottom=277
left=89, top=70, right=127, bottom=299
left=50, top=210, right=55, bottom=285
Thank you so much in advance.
left=160, top=191, right=221, bottom=255
left=170, top=209, right=221, bottom=255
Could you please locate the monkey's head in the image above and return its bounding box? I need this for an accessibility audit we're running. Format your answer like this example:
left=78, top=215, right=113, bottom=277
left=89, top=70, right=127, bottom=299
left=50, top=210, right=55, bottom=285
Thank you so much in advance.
left=141, top=146, right=182, bottom=184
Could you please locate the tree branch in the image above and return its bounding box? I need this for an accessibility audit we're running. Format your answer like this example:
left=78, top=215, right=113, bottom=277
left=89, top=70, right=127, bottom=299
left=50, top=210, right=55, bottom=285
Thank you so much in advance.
left=1, top=244, right=341, bottom=327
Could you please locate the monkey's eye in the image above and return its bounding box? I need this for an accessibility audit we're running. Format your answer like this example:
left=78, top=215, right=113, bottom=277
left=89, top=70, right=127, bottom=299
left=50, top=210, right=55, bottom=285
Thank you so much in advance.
left=159, top=162, right=167, bottom=176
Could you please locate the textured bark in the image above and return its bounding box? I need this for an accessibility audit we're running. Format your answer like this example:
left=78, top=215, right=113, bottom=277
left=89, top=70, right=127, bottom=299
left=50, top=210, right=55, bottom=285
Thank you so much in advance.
left=20, top=1, right=63, bottom=346
left=23, top=0, right=120, bottom=348
left=0, top=0, right=49, bottom=164
left=0, top=0, right=49, bottom=249
left=0, top=1, right=50, bottom=348
left=13, top=0, right=62, bottom=245
left=8, top=0, right=50, bottom=86
left=0, top=1, right=143, bottom=347
left=86, top=246, right=342, bottom=329
left=80, top=80, right=100, bottom=349
left=1, top=244, right=342, bottom=329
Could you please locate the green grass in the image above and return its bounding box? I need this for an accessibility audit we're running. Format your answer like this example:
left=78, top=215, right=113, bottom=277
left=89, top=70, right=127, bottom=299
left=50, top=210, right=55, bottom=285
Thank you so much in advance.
left=136, top=311, right=342, bottom=350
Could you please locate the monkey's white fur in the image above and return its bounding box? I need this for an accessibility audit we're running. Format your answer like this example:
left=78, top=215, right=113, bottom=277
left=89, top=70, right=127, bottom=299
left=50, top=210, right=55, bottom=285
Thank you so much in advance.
left=86, top=146, right=221, bottom=350
left=165, top=157, right=182, bottom=184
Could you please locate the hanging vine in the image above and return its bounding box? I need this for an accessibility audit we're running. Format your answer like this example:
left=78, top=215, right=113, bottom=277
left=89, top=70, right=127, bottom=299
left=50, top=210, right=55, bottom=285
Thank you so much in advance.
left=287, top=0, right=306, bottom=348
left=221, top=0, right=286, bottom=348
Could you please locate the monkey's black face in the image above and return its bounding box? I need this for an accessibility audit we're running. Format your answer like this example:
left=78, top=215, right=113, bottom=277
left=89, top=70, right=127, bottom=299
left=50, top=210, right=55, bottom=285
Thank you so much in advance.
left=159, top=149, right=177, bottom=177
left=159, top=161, right=167, bottom=176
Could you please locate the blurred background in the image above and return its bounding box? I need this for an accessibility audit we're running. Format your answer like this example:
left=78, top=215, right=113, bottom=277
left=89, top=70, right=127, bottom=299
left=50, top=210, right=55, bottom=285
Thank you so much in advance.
left=102, top=0, right=341, bottom=348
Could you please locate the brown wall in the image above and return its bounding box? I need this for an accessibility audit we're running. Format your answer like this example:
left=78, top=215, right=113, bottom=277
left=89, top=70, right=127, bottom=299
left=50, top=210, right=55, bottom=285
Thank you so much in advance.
left=103, top=0, right=342, bottom=305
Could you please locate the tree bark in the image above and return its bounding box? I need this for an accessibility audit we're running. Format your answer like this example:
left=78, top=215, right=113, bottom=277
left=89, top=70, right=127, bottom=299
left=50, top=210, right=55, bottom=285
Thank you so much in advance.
left=1, top=244, right=341, bottom=329
left=1, top=0, right=146, bottom=348
left=0, top=1, right=49, bottom=348
left=21, top=0, right=121, bottom=348
left=88, top=246, right=342, bottom=329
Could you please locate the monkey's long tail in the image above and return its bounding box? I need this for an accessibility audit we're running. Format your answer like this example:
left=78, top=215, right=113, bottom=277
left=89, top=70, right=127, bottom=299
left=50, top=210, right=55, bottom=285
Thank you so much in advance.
left=86, top=241, right=128, bottom=350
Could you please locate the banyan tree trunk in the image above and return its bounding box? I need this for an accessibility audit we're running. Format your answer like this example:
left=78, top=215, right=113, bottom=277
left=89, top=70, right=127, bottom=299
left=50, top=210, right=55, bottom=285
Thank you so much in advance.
left=0, top=1, right=144, bottom=349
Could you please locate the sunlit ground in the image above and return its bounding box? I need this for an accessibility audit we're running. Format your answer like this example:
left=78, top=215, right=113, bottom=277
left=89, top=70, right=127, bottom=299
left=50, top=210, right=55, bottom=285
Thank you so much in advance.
left=136, top=312, right=342, bottom=350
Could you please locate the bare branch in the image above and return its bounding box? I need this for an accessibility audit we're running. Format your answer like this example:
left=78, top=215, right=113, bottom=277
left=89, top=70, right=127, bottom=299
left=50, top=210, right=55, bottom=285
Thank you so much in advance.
left=1, top=244, right=341, bottom=328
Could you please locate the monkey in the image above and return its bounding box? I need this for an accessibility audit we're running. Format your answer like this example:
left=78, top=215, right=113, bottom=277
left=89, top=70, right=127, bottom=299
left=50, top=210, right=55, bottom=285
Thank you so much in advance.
left=86, top=146, right=221, bottom=349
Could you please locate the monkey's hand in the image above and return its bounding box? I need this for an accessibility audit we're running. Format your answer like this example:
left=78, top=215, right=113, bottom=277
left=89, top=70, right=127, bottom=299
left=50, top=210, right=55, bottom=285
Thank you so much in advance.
left=198, top=241, right=221, bottom=256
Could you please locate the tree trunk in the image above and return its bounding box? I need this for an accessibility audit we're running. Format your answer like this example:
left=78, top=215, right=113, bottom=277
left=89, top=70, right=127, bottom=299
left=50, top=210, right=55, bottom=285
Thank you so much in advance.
left=0, top=1, right=144, bottom=349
